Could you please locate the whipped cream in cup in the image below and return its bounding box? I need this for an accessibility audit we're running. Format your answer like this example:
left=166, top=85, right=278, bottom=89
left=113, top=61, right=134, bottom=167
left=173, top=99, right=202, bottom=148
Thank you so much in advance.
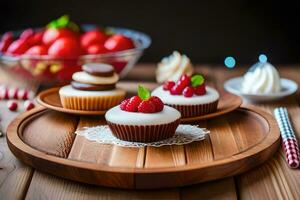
left=242, top=62, right=281, bottom=94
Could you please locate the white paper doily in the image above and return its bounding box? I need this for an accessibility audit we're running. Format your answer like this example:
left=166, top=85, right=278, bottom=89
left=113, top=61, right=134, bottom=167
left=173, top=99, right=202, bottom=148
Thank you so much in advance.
left=75, top=125, right=209, bottom=147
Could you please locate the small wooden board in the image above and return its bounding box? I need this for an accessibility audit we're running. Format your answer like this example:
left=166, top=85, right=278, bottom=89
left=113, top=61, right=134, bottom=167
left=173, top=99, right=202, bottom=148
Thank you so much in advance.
left=6, top=105, right=280, bottom=189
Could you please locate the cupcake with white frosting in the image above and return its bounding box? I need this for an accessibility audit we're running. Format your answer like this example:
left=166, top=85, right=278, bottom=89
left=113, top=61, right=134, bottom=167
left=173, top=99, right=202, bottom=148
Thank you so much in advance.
left=59, top=63, right=125, bottom=111
left=156, top=51, right=194, bottom=83
left=152, top=74, right=219, bottom=118
left=105, top=85, right=181, bottom=142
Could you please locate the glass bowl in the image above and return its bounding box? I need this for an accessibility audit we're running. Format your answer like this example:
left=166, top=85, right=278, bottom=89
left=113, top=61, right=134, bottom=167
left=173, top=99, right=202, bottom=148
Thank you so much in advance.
left=0, top=25, right=151, bottom=86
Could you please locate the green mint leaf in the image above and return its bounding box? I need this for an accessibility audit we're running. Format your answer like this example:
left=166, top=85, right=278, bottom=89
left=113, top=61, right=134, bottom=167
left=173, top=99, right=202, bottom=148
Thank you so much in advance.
left=138, top=85, right=151, bottom=100
left=56, top=15, right=69, bottom=27
left=191, top=74, right=205, bottom=87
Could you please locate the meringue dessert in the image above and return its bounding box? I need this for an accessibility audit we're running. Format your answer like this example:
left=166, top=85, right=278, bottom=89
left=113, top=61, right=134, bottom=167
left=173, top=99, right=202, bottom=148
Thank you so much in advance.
left=59, top=63, right=125, bottom=111
left=242, top=62, right=281, bottom=94
left=156, top=51, right=194, bottom=83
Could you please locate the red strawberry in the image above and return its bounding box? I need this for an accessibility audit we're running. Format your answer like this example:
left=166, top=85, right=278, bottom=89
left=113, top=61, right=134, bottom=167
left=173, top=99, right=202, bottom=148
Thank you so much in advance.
left=194, top=84, right=206, bottom=95
left=0, top=32, right=14, bottom=52
left=104, top=34, right=134, bottom=52
left=20, top=28, right=34, bottom=40
left=31, top=31, right=44, bottom=45
left=24, top=45, right=48, bottom=55
left=6, top=39, right=29, bottom=55
left=149, top=96, right=164, bottom=112
left=80, top=29, right=108, bottom=49
left=163, top=81, right=175, bottom=91
left=48, top=37, right=82, bottom=58
left=138, top=100, right=156, bottom=113
left=43, top=28, right=77, bottom=46
left=183, top=86, right=194, bottom=97
left=120, top=99, right=129, bottom=111
left=125, top=96, right=142, bottom=112
left=86, top=43, right=109, bottom=54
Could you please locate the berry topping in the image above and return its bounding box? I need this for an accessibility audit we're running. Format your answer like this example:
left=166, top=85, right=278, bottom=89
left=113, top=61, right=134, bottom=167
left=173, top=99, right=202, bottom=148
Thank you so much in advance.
left=163, top=81, right=175, bottom=91
left=138, top=100, right=156, bottom=113
left=183, top=86, right=194, bottom=97
left=179, top=74, right=191, bottom=88
left=164, top=74, right=206, bottom=97
left=125, top=96, right=142, bottom=112
left=170, top=84, right=184, bottom=95
left=120, top=85, right=164, bottom=113
left=149, top=96, right=164, bottom=112
left=194, top=84, right=206, bottom=95
left=120, top=99, right=130, bottom=111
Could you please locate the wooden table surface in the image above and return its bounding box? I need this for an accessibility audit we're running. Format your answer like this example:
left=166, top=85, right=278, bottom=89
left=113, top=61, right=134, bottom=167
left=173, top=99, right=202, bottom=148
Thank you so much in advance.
left=1, top=64, right=300, bottom=200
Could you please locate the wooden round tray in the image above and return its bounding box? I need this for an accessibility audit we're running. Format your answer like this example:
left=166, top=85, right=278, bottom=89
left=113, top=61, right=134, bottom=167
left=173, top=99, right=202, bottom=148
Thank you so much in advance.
left=7, top=105, right=280, bottom=189
left=36, top=86, right=242, bottom=121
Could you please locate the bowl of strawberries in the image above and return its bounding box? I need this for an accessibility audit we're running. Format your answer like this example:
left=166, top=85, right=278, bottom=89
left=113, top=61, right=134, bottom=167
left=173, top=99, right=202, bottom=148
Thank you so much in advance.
left=0, top=15, right=151, bottom=86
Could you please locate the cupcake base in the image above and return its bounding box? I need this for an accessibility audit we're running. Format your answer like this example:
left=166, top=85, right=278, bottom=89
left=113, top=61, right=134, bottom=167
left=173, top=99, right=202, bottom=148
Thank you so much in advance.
left=167, top=100, right=218, bottom=118
left=107, top=119, right=180, bottom=142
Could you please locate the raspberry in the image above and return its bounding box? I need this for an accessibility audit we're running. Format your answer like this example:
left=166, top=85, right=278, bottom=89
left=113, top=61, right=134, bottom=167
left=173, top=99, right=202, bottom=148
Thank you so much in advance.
left=125, top=96, right=142, bottom=112
left=170, top=84, right=184, bottom=95
left=163, top=81, right=175, bottom=91
left=194, top=84, right=206, bottom=95
left=179, top=74, right=191, bottom=87
left=120, top=99, right=129, bottom=111
left=183, top=86, right=194, bottom=97
left=138, top=100, right=156, bottom=113
left=149, top=96, right=164, bottom=112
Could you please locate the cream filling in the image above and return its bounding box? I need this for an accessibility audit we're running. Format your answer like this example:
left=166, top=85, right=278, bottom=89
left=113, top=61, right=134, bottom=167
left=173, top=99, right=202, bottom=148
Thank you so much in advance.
left=156, top=51, right=194, bottom=83
left=59, top=85, right=125, bottom=97
left=105, top=105, right=181, bottom=125
left=72, top=72, right=119, bottom=85
left=242, top=62, right=281, bottom=94
left=152, top=86, right=219, bottom=105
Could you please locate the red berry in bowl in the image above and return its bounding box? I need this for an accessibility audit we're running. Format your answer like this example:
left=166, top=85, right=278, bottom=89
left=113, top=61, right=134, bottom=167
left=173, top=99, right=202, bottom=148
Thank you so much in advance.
left=104, top=34, right=134, bottom=52
left=25, top=45, right=48, bottom=55
left=170, top=84, right=183, bottom=95
left=163, top=81, right=175, bottom=91
left=32, top=31, right=44, bottom=45
left=149, top=96, right=164, bottom=112
left=80, top=29, right=108, bottom=49
left=20, top=28, right=34, bottom=40
left=194, top=84, right=206, bottom=95
left=6, top=39, right=29, bottom=55
left=43, top=28, right=77, bottom=46
left=138, top=100, right=156, bottom=113
left=120, top=99, right=130, bottom=111
left=48, top=37, right=82, bottom=58
left=86, top=43, right=108, bottom=54
left=0, top=32, right=14, bottom=52
left=183, top=86, right=194, bottom=97
left=125, top=96, right=142, bottom=112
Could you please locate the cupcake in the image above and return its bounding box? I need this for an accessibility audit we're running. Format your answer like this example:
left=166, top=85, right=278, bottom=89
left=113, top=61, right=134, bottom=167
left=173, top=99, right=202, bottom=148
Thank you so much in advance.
left=105, top=85, right=181, bottom=142
left=152, top=74, right=219, bottom=118
left=59, top=63, right=125, bottom=111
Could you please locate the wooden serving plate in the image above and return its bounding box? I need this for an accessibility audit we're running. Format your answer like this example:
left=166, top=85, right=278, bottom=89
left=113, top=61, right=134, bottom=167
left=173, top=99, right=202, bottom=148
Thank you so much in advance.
left=37, top=85, right=242, bottom=121
left=7, top=105, right=280, bottom=189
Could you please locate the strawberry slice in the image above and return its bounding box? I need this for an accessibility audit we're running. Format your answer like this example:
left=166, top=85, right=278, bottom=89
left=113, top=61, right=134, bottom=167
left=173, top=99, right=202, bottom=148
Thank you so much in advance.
left=80, top=29, right=108, bottom=49
left=104, top=34, right=134, bottom=52
left=48, top=37, right=82, bottom=58
left=6, top=39, right=29, bottom=55
left=24, top=45, right=48, bottom=55
left=0, top=32, right=14, bottom=52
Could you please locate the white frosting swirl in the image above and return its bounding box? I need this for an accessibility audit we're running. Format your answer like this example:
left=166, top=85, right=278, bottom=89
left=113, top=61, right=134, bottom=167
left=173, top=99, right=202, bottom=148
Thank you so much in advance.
left=242, top=62, right=281, bottom=94
left=105, top=105, right=181, bottom=125
left=156, top=51, right=194, bottom=83
left=72, top=72, right=119, bottom=85
left=152, top=86, right=219, bottom=105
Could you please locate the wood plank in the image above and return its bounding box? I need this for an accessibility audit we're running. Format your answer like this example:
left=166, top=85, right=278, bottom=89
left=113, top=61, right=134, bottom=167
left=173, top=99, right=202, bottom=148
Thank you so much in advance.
left=25, top=171, right=180, bottom=200
left=22, top=111, right=79, bottom=158
left=181, top=178, right=237, bottom=200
